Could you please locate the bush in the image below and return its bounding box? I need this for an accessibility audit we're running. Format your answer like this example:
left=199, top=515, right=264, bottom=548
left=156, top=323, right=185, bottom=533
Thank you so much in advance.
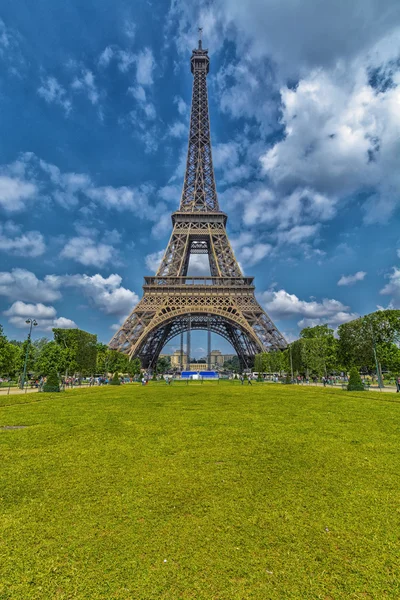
left=347, top=367, right=365, bottom=391
left=43, top=368, right=60, bottom=393
left=110, top=372, right=121, bottom=386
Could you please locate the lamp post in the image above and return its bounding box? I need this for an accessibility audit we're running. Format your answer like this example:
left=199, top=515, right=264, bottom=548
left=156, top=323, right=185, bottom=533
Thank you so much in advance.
left=20, top=318, right=38, bottom=389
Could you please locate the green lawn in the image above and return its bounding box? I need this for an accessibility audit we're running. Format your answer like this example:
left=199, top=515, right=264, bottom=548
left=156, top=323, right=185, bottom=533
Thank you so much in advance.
left=0, top=383, right=399, bottom=599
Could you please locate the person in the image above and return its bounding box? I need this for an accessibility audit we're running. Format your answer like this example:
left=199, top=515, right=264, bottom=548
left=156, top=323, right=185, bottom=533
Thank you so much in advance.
left=396, top=376, right=400, bottom=393
left=247, top=374, right=252, bottom=385
left=240, top=374, right=244, bottom=385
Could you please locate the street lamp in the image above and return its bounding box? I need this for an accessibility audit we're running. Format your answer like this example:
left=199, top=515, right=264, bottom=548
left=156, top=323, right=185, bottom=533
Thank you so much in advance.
left=20, top=318, right=38, bottom=389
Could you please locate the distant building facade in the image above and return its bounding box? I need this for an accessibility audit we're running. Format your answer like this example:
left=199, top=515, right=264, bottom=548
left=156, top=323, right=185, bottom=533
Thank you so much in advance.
left=169, top=349, right=236, bottom=369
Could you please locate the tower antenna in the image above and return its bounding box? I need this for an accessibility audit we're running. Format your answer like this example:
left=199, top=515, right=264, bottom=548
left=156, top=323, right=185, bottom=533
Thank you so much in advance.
left=198, top=26, right=203, bottom=49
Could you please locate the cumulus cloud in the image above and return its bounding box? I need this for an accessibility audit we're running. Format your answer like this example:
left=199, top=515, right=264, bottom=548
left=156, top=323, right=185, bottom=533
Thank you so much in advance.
left=71, top=69, right=99, bottom=105
left=0, top=222, right=45, bottom=257
left=128, top=85, right=156, bottom=121
left=37, top=76, right=72, bottom=115
left=259, top=288, right=357, bottom=327
left=338, top=271, right=367, bottom=286
left=98, top=45, right=154, bottom=84
left=169, top=0, right=400, bottom=75
left=231, top=232, right=271, bottom=268
left=60, top=237, right=118, bottom=267
left=0, top=269, right=61, bottom=303
left=135, top=48, right=155, bottom=85
left=0, top=174, right=37, bottom=211
left=380, top=267, right=400, bottom=307
left=51, top=273, right=139, bottom=316
left=3, top=300, right=76, bottom=331
left=187, top=254, right=211, bottom=276
left=0, top=269, right=139, bottom=317
left=145, top=250, right=164, bottom=273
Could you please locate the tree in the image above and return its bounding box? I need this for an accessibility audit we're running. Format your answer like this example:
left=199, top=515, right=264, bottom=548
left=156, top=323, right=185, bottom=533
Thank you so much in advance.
left=300, top=324, right=338, bottom=376
left=338, top=310, right=400, bottom=374
left=35, top=341, right=67, bottom=376
left=53, top=329, right=97, bottom=375
left=223, top=355, right=240, bottom=372
left=43, top=368, right=60, bottom=393
left=110, top=371, right=121, bottom=385
left=347, top=367, right=364, bottom=391
left=0, top=325, right=22, bottom=377
left=156, top=356, right=170, bottom=374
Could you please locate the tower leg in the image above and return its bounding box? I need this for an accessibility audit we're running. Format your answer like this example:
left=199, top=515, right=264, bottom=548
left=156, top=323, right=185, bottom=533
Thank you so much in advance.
left=180, top=331, right=184, bottom=372
left=207, top=315, right=211, bottom=370
left=186, top=314, right=191, bottom=370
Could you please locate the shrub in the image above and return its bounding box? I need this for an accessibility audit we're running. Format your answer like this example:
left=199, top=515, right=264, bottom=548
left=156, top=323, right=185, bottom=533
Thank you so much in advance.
left=110, top=372, right=121, bottom=386
left=347, top=367, right=365, bottom=391
left=43, top=368, right=60, bottom=393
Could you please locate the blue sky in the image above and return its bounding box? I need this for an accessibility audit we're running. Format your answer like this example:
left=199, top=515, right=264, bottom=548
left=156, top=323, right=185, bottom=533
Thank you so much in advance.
left=1, top=0, right=400, bottom=357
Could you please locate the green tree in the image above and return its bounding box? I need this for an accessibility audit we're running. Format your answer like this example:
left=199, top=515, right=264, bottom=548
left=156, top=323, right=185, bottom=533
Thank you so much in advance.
left=0, top=325, right=22, bottom=377
left=300, top=324, right=338, bottom=375
left=156, top=356, right=170, bottom=374
left=338, top=310, right=400, bottom=375
left=347, top=367, right=364, bottom=391
left=110, top=371, right=121, bottom=386
left=43, top=368, right=60, bottom=392
left=223, top=355, right=240, bottom=371
left=53, top=329, right=97, bottom=375
left=35, top=341, right=67, bottom=376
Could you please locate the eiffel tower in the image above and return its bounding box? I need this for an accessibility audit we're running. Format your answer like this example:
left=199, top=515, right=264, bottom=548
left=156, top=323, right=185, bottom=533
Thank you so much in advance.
left=109, top=35, right=287, bottom=369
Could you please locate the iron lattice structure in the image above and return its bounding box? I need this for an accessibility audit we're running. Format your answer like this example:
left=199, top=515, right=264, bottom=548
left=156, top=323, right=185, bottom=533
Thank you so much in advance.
left=109, top=38, right=287, bottom=368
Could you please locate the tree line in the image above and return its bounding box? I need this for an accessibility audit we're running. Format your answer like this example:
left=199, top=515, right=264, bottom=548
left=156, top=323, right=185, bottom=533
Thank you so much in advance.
left=0, top=326, right=142, bottom=379
left=255, top=310, right=400, bottom=378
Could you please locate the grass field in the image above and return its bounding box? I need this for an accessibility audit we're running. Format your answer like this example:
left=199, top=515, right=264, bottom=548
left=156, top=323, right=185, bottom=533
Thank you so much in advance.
left=0, top=383, right=399, bottom=599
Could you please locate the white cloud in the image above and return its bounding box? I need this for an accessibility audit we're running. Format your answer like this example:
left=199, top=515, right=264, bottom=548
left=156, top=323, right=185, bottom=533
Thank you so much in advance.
left=3, top=301, right=77, bottom=331
left=52, top=317, right=77, bottom=329
left=338, top=271, right=367, bottom=286
left=118, top=50, right=136, bottom=73
left=259, top=288, right=354, bottom=325
left=145, top=250, right=164, bottom=273
left=4, top=301, right=56, bottom=319
left=151, top=212, right=171, bottom=238
left=187, top=254, right=211, bottom=276
left=124, top=20, right=136, bottom=40
left=168, top=121, right=186, bottom=138
left=86, top=184, right=148, bottom=211
left=71, top=69, right=99, bottom=105
left=51, top=273, right=139, bottom=316
left=135, top=48, right=155, bottom=85
left=99, top=46, right=114, bottom=67
left=158, top=184, right=180, bottom=203
left=0, top=222, right=45, bottom=257
left=0, top=175, right=37, bottom=211
left=231, top=232, right=271, bottom=268
left=128, top=85, right=146, bottom=102
left=174, top=96, right=189, bottom=116
left=60, top=237, right=118, bottom=267
left=169, top=0, right=400, bottom=76
left=260, top=44, right=400, bottom=224
left=0, top=269, right=61, bottom=303
left=0, top=268, right=139, bottom=318
left=276, top=225, right=319, bottom=246
left=380, top=267, right=400, bottom=307
left=37, top=76, right=72, bottom=115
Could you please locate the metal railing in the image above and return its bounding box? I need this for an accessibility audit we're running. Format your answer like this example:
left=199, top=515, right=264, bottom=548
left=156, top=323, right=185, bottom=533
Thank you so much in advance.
left=144, top=276, right=254, bottom=286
